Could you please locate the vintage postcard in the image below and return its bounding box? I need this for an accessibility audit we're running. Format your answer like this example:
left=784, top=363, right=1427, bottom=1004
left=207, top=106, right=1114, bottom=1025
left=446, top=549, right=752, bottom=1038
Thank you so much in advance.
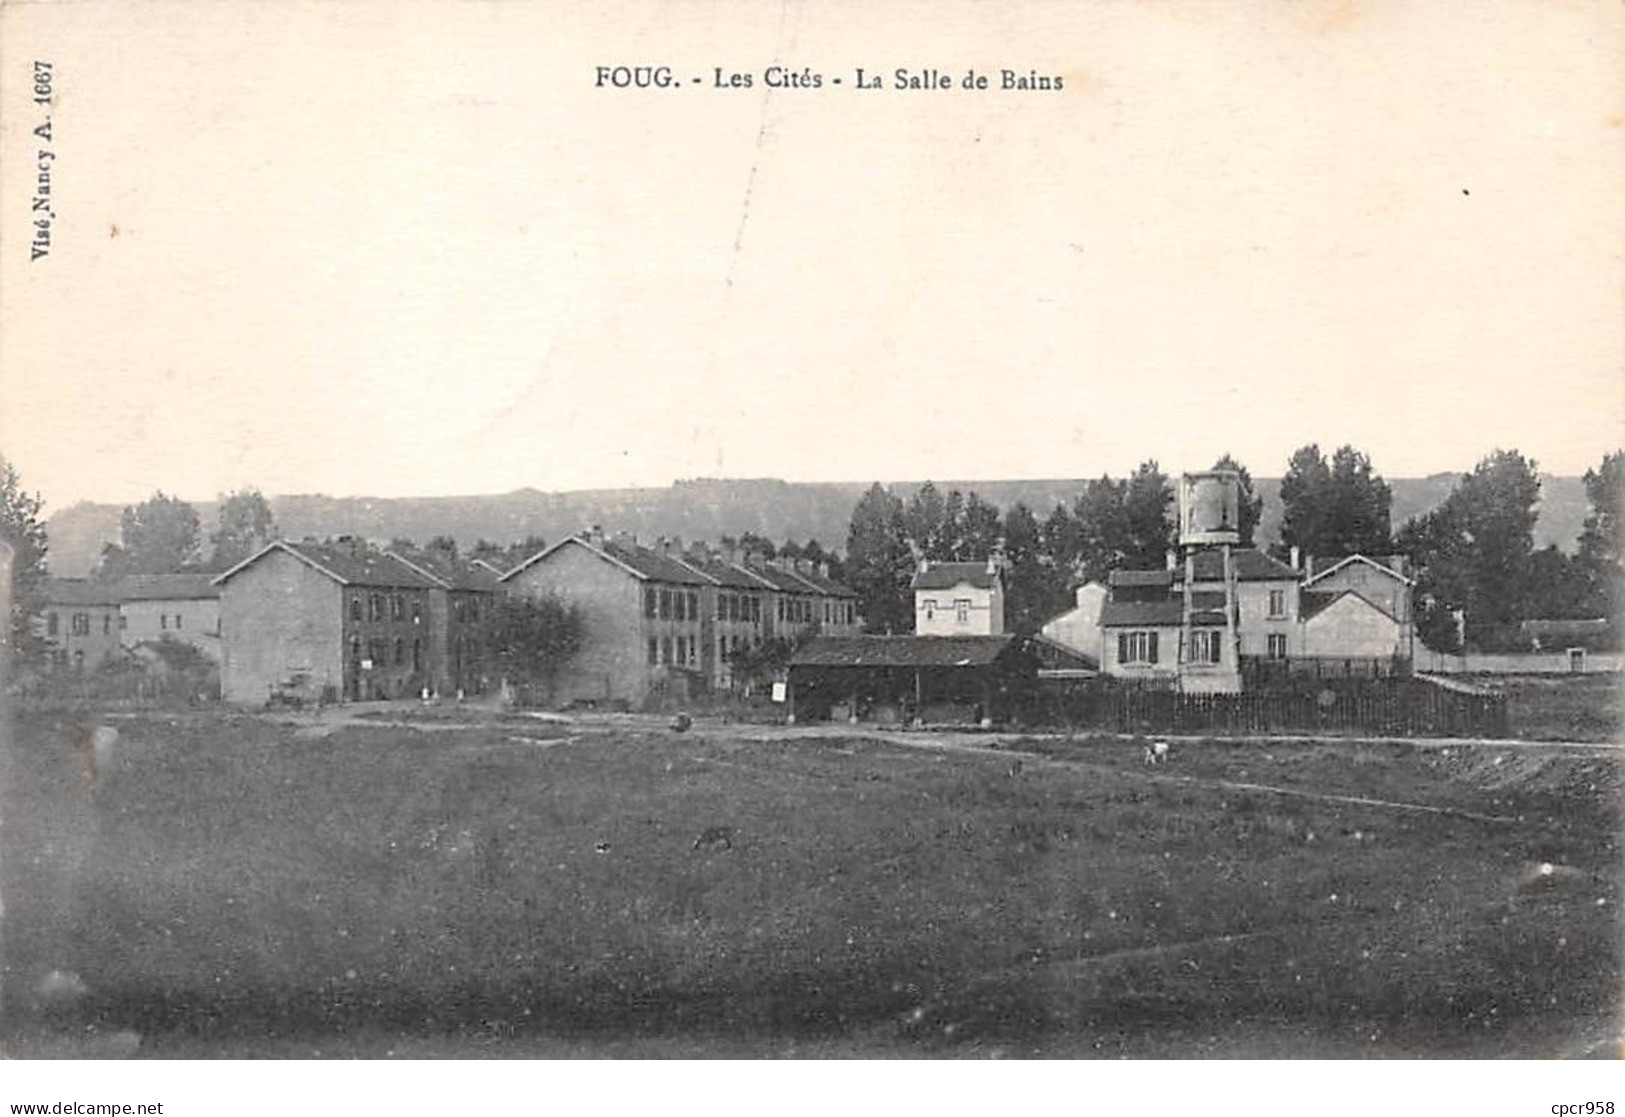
left=0, top=0, right=1621, bottom=1109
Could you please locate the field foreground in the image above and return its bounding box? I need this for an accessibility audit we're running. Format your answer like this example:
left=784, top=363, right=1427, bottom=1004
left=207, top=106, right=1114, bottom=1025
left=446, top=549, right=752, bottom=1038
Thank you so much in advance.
left=1, top=707, right=1620, bottom=1058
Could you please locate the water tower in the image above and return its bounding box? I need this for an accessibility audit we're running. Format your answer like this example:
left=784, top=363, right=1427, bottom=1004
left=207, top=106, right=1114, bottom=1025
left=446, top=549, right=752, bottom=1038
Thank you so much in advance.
left=1176, top=469, right=1243, bottom=694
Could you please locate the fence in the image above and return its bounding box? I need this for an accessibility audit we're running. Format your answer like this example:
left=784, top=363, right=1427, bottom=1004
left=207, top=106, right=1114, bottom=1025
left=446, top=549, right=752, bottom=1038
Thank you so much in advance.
left=1024, top=675, right=1508, bottom=738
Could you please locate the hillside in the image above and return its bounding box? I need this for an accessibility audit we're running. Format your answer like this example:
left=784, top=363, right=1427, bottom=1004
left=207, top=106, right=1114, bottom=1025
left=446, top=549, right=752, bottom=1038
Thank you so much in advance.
left=41, top=474, right=1592, bottom=577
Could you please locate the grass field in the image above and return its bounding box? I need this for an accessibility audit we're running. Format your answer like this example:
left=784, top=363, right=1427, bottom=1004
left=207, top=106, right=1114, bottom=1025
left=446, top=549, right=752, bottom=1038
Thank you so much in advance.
left=0, top=705, right=1619, bottom=1058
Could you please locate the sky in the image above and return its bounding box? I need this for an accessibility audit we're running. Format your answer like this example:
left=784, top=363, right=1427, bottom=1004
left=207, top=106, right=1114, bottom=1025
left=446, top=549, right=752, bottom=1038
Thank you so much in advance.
left=1, top=0, right=1621, bottom=514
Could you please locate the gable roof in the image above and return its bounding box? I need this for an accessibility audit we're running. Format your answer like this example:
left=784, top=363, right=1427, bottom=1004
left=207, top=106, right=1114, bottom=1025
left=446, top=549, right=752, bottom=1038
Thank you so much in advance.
left=470, top=557, right=510, bottom=578
left=1109, top=569, right=1174, bottom=589
left=790, top=634, right=1018, bottom=669
left=501, top=535, right=713, bottom=586
left=43, top=578, right=123, bottom=607
left=386, top=546, right=501, bottom=592
left=746, top=562, right=822, bottom=594
left=1300, top=588, right=1400, bottom=624
left=912, top=562, right=999, bottom=591
left=681, top=555, right=771, bottom=590
left=112, top=574, right=220, bottom=602
left=784, top=564, right=859, bottom=598
left=1178, top=548, right=1300, bottom=583
left=213, top=540, right=438, bottom=589
left=1302, top=553, right=1416, bottom=588
left=1028, top=632, right=1099, bottom=672
left=1099, top=599, right=1185, bottom=627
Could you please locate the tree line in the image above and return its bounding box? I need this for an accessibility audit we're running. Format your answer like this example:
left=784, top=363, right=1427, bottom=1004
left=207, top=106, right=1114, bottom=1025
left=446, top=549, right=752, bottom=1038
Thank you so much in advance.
left=842, top=447, right=1623, bottom=652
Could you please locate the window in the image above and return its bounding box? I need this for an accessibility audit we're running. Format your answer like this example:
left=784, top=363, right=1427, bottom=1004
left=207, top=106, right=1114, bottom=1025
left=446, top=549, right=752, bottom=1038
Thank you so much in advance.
left=955, top=599, right=971, bottom=624
left=103, top=614, right=112, bottom=635
left=659, top=589, right=671, bottom=619
left=369, top=639, right=387, bottom=666
left=777, top=598, right=784, bottom=622
left=175, top=613, right=183, bottom=630
left=924, top=599, right=936, bottom=621
left=648, top=638, right=659, bottom=666
left=749, top=596, right=760, bottom=623
left=718, top=593, right=729, bottom=621
left=119, top=615, right=127, bottom=630
left=350, top=637, right=362, bottom=661
left=1189, top=630, right=1223, bottom=665
left=687, top=592, right=698, bottom=620
left=73, top=650, right=84, bottom=672
left=1118, top=631, right=1160, bottom=665
left=688, top=638, right=697, bottom=667
left=47, top=612, right=58, bottom=636
left=391, top=594, right=404, bottom=621
left=644, top=588, right=658, bottom=619
left=412, top=598, right=422, bottom=624
left=394, top=638, right=404, bottom=666
left=160, top=614, right=168, bottom=630
left=467, top=598, right=478, bottom=623
left=661, top=637, right=672, bottom=665
left=72, top=613, right=90, bottom=636
left=1268, top=589, right=1286, bottom=619
left=676, top=636, right=686, bottom=664
left=351, top=596, right=363, bottom=621
left=369, top=594, right=383, bottom=622
left=1267, top=633, right=1288, bottom=660
left=413, top=639, right=422, bottom=672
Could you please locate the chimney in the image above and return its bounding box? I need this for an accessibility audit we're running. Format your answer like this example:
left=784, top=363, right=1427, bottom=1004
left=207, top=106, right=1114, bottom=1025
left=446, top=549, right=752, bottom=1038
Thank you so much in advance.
left=586, top=525, right=605, bottom=548
left=1290, top=545, right=1300, bottom=571
left=918, top=558, right=931, bottom=574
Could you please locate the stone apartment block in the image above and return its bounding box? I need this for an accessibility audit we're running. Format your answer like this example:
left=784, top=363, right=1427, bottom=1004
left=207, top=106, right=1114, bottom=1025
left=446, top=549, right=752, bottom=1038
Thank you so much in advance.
left=214, top=539, right=439, bottom=704
left=37, top=579, right=123, bottom=672
left=115, top=574, right=222, bottom=660
left=385, top=545, right=501, bottom=696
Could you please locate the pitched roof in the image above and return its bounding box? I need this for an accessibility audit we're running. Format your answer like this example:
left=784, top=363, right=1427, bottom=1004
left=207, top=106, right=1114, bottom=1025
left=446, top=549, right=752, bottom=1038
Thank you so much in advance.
left=1028, top=633, right=1099, bottom=672
left=43, top=578, right=122, bottom=606
left=1099, top=599, right=1185, bottom=627
left=746, top=562, right=821, bottom=594
left=911, top=562, right=999, bottom=591
left=784, top=565, right=859, bottom=598
left=1300, top=588, right=1399, bottom=624
left=213, top=540, right=438, bottom=589
left=502, top=536, right=713, bottom=586
left=111, top=573, right=221, bottom=601
left=790, top=634, right=1018, bottom=669
left=1302, top=553, right=1416, bottom=588
left=1108, top=568, right=1174, bottom=589
left=681, top=555, right=770, bottom=590
left=386, top=546, right=501, bottom=592
left=1178, top=548, right=1300, bottom=583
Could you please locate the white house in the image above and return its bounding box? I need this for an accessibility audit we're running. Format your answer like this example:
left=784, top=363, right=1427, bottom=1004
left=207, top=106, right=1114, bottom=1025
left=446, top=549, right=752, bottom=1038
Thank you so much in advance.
left=912, top=559, right=1005, bottom=636
left=1041, top=581, right=1107, bottom=663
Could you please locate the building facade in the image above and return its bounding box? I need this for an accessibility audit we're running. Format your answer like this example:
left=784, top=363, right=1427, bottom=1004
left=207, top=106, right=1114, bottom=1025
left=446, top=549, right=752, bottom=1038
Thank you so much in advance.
left=215, top=539, right=438, bottom=704
left=912, top=560, right=1005, bottom=636
left=115, top=574, right=222, bottom=660
left=38, top=579, right=123, bottom=672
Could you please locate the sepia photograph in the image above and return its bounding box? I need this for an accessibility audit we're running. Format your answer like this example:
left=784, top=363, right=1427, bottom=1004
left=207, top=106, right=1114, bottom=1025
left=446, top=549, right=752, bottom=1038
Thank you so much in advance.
left=0, top=0, right=1621, bottom=1110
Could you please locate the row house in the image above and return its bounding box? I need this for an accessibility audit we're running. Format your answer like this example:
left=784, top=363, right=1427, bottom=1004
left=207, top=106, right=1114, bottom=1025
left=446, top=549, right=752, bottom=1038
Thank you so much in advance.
left=214, top=539, right=443, bottom=704
left=386, top=545, right=502, bottom=696
left=115, top=574, right=222, bottom=660
left=500, top=529, right=861, bottom=707
left=501, top=529, right=713, bottom=707
left=37, top=579, right=123, bottom=672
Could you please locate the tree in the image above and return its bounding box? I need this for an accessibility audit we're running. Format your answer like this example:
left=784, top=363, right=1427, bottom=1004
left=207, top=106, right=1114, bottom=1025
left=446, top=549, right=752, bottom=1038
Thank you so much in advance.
left=1278, top=444, right=1392, bottom=560
left=98, top=491, right=202, bottom=576
left=1002, top=502, right=1069, bottom=635
left=845, top=483, right=915, bottom=634
left=1122, top=460, right=1174, bottom=568
left=1211, top=453, right=1264, bottom=549
left=487, top=593, right=584, bottom=704
left=1073, top=475, right=1130, bottom=581
left=426, top=534, right=459, bottom=556
left=1400, top=449, right=1542, bottom=650
left=0, top=456, right=50, bottom=668
left=959, top=492, right=1003, bottom=561
left=209, top=488, right=278, bottom=570
left=1578, top=450, right=1624, bottom=620
left=904, top=481, right=948, bottom=561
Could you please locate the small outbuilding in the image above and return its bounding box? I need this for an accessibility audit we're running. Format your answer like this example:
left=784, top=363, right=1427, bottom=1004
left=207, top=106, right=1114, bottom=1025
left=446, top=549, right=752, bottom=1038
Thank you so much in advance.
left=786, top=634, right=1036, bottom=726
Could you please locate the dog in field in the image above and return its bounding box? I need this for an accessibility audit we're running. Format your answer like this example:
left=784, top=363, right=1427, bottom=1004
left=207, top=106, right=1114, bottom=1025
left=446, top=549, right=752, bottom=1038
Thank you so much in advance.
left=1143, top=741, right=1170, bottom=766
left=692, top=826, right=735, bottom=851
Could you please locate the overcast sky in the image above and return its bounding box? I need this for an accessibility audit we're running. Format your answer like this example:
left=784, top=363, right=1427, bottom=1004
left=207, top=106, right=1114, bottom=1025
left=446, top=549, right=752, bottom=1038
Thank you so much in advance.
left=2, top=1, right=1620, bottom=512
